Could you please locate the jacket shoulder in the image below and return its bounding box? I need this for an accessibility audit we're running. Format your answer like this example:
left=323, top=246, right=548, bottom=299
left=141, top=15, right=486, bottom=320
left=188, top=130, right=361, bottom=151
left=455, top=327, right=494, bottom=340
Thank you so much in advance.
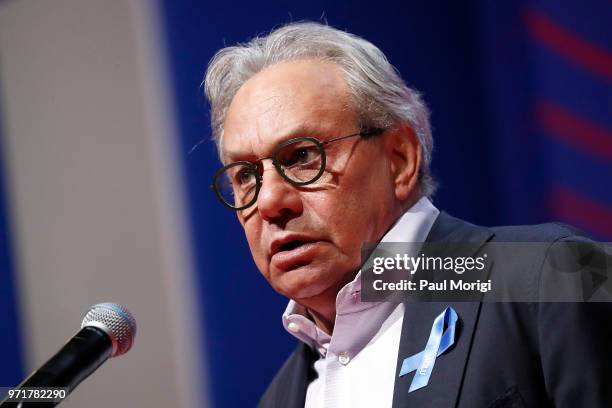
left=489, top=221, right=585, bottom=242
left=429, top=212, right=588, bottom=243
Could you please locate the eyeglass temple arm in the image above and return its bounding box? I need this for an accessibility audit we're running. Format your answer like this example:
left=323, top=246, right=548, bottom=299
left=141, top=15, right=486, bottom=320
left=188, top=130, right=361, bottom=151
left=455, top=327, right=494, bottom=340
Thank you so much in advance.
left=322, top=127, right=386, bottom=145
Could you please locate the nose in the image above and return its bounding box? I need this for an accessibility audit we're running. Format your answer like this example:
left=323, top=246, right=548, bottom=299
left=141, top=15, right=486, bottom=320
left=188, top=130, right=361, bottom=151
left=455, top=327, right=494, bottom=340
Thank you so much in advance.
left=256, top=161, right=303, bottom=222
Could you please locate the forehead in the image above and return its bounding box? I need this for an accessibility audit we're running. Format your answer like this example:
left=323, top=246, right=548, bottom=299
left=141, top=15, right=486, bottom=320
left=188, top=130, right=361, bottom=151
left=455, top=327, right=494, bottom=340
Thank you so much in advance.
left=222, top=59, right=358, bottom=161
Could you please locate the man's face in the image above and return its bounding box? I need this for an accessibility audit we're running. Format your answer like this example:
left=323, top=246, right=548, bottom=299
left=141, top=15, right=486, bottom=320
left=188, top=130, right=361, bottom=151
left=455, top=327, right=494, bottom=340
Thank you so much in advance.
left=222, top=60, right=401, bottom=302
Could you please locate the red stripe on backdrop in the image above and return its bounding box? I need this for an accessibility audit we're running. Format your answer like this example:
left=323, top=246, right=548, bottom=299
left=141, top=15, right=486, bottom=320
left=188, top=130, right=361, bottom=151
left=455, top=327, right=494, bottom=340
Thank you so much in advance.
left=549, top=187, right=612, bottom=239
left=536, top=101, right=612, bottom=161
left=523, top=9, right=612, bottom=81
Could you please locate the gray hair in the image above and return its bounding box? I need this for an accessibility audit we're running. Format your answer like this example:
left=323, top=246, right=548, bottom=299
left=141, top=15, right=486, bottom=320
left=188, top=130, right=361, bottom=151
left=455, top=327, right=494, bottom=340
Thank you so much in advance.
left=204, top=22, right=436, bottom=197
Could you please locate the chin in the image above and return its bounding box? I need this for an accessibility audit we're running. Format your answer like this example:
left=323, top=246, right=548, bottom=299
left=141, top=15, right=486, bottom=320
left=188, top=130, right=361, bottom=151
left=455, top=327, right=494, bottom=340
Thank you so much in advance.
left=270, top=266, right=333, bottom=301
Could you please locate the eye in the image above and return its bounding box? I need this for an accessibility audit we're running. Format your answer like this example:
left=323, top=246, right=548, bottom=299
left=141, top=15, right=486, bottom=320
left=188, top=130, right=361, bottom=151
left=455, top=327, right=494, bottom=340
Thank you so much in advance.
left=282, top=145, right=320, bottom=167
left=233, top=167, right=257, bottom=186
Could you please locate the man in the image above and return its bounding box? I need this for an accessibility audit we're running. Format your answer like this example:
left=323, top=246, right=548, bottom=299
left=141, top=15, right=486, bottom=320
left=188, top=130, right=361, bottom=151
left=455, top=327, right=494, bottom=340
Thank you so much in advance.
left=204, top=22, right=611, bottom=407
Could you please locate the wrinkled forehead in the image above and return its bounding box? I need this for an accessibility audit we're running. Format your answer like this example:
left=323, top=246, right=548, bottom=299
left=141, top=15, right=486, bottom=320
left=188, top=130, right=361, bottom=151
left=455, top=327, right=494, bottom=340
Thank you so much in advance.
left=221, top=60, right=358, bottom=162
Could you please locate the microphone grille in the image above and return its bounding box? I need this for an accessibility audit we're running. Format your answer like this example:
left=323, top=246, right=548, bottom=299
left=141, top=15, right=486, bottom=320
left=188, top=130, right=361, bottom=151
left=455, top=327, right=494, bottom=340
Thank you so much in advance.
left=81, top=303, right=136, bottom=357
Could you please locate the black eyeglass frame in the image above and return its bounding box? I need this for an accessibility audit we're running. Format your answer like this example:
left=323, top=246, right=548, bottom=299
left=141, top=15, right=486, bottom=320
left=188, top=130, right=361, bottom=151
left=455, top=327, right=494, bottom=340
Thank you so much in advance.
left=211, top=127, right=386, bottom=210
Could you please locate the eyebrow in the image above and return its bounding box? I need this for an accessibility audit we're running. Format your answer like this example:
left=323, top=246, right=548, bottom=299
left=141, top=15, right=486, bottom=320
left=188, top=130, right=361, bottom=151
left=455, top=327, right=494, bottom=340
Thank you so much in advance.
left=223, top=123, right=327, bottom=163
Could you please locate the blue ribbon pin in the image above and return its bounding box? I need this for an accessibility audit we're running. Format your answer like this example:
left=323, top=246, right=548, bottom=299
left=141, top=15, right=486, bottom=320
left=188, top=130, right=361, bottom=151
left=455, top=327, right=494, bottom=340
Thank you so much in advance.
left=398, top=306, right=458, bottom=392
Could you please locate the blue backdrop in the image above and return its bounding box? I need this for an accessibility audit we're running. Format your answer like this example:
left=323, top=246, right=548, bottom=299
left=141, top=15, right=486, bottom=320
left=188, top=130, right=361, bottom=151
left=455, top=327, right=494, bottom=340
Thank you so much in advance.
left=159, top=0, right=611, bottom=406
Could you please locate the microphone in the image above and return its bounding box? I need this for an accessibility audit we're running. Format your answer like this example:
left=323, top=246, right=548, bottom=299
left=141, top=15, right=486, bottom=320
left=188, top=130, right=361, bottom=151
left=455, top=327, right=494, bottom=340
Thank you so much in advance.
left=0, top=303, right=136, bottom=407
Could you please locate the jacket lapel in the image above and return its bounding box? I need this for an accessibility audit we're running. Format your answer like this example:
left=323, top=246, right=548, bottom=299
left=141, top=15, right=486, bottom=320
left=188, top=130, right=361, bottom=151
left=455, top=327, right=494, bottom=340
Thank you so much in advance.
left=392, top=212, right=494, bottom=408
left=274, top=343, right=318, bottom=408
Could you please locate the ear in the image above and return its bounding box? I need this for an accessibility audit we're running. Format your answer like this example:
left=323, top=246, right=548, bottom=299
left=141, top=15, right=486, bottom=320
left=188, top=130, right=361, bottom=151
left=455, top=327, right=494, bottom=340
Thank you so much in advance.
left=385, top=124, right=421, bottom=201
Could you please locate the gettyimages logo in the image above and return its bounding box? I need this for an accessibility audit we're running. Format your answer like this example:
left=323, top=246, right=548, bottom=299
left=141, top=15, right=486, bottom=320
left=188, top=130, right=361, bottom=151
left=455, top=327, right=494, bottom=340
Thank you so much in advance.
left=371, top=253, right=487, bottom=275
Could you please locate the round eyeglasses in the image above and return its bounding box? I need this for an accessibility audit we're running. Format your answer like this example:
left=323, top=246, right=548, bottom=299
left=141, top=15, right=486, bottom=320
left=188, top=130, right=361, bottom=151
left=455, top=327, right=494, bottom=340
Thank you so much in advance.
left=211, top=128, right=385, bottom=210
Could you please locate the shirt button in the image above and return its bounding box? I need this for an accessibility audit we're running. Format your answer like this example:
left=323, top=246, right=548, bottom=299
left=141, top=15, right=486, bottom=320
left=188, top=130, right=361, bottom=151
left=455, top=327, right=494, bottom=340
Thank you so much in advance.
left=287, top=322, right=300, bottom=333
left=338, top=352, right=350, bottom=365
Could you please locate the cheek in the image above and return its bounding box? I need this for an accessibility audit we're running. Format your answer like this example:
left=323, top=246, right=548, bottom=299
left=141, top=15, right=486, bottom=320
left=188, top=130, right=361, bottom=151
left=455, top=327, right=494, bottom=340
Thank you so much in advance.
left=326, top=164, right=394, bottom=243
left=308, top=188, right=376, bottom=253
left=243, top=222, right=269, bottom=273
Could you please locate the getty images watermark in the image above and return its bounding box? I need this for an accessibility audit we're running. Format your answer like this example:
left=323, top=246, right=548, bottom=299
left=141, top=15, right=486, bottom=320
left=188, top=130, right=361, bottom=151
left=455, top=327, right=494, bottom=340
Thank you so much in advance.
left=360, top=242, right=612, bottom=302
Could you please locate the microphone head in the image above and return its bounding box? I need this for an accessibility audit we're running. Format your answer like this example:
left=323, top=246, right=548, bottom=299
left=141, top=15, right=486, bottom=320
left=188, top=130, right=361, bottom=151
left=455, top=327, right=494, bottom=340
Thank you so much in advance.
left=81, top=303, right=136, bottom=358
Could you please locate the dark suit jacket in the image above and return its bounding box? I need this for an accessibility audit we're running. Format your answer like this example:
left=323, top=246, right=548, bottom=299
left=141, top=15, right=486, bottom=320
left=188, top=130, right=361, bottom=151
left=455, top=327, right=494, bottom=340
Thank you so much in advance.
left=259, top=212, right=612, bottom=407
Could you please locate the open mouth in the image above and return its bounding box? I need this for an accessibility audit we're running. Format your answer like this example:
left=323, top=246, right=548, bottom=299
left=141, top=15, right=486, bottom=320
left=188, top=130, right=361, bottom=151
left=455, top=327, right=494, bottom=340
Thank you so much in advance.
left=277, top=240, right=309, bottom=253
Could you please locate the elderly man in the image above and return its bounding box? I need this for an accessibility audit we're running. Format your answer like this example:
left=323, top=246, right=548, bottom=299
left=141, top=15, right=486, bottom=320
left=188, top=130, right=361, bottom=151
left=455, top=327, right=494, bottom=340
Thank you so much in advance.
left=204, top=22, right=611, bottom=408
